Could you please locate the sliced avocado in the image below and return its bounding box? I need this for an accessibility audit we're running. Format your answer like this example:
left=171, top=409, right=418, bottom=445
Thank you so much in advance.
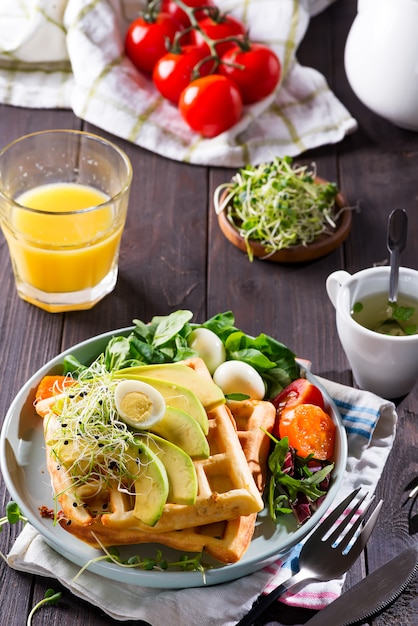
left=150, top=405, right=210, bottom=459
left=52, top=439, right=78, bottom=467
left=52, top=439, right=95, bottom=475
left=114, top=374, right=209, bottom=435
left=116, top=363, right=225, bottom=411
left=137, top=433, right=198, bottom=505
left=132, top=441, right=169, bottom=526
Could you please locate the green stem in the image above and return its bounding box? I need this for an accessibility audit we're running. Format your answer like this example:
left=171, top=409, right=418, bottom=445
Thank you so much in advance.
left=168, top=0, right=249, bottom=79
left=172, top=0, right=246, bottom=60
left=27, top=590, right=62, bottom=626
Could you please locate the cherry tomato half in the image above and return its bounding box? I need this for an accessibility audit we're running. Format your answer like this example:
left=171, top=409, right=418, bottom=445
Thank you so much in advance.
left=178, top=74, right=243, bottom=138
left=125, top=12, right=182, bottom=74
left=35, top=375, right=75, bottom=403
left=272, top=378, right=325, bottom=413
left=161, top=0, right=215, bottom=28
left=220, top=43, right=281, bottom=104
left=152, top=45, right=214, bottom=105
left=190, top=14, right=246, bottom=57
left=278, top=404, right=336, bottom=460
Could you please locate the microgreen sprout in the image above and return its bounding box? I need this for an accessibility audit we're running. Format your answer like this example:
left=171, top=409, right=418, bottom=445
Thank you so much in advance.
left=0, top=501, right=27, bottom=528
left=47, top=358, right=151, bottom=513
left=214, top=156, right=341, bottom=261
left=27, top=588, right=62, bottom=626
left=73, top=535, right=207, bottom=582
left=0, top=501, right=27, bottom=561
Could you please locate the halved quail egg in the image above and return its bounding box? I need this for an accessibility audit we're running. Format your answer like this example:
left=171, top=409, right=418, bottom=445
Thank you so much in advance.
left=114, top=380, right=166, bottom=429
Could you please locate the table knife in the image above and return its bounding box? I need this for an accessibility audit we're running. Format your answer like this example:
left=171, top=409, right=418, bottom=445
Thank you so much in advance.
left=302, top=546, right=418, bottom=626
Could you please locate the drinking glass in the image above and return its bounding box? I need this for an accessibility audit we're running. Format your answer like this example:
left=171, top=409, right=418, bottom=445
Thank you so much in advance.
left=0, top=129, right=132, bottom=312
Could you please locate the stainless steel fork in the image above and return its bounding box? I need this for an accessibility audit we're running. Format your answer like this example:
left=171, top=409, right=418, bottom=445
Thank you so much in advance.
left=236, top=488, right=383, bottom=626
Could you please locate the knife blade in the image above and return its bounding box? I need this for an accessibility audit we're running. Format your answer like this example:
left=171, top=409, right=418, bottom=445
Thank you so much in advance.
left=302, top=546, right=418, bottom=626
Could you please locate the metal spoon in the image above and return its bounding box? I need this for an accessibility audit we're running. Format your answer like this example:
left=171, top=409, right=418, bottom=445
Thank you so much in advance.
left=388, top=208, right=408, bottom=304
left=375, top=209, right=408, bottom=335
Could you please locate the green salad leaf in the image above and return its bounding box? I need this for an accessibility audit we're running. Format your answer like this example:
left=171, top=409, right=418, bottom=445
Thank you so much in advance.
left=268, top=435, right=334, bottom=524
left=63, top=310, right=298, bottom=399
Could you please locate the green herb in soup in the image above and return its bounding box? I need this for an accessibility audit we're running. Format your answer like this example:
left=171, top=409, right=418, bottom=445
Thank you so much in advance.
left=352, top=292, right=418, bottom=336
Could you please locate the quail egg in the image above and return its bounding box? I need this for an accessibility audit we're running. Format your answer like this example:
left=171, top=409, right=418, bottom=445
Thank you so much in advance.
left=212, top=360, right=265, bottom=400
left=188, top=327, right=226, bottom=374
left=114, top=380, right=166, bottom=429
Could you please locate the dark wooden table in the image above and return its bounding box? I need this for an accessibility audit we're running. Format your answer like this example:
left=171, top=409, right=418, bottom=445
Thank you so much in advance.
left=1, top=1, right=417, bottom=624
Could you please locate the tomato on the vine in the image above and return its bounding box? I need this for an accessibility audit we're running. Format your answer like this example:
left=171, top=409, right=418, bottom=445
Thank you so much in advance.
left=178, top=74, right=243, bottom=138
left=220, top=42, right=281, bottom=104
left=190, top=14, right=246, bottom=57
left=125, top=12, right=182, bottom=74
left=161, top=0, right=215, bottom=28
left=153, top=45, right=214, bottom=105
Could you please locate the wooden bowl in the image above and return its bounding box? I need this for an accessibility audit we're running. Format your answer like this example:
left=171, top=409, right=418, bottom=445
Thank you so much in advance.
left=216, top=181, right=351, bottom=263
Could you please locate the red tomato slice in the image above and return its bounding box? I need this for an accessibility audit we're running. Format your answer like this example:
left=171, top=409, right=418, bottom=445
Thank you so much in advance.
left=220, top=43, right=281, bottom=104
left=278, top=404, right=336, bottom=460
left=152, top=45, right=214, bottom=105
left=125, top=13, right=183, bottom=74
left=178, top=74, right=243, bottom=138
left=272, top=378, right=325, bottom=412
left=190, top=15, right=246, bottom=57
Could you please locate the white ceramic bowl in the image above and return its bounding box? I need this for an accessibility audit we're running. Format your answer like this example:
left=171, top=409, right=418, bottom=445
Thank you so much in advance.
left=0, top=327, right=347, bottom=588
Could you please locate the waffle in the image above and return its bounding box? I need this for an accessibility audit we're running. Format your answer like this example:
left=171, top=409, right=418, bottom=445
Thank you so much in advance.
left=39, top=358, right=276, bottom=563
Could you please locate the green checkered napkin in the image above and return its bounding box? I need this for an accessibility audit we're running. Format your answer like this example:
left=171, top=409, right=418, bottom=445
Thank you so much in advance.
left=0, top=0, right=357, bottom=166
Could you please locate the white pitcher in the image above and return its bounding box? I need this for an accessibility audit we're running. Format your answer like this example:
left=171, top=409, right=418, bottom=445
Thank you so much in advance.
left=344, top=0, right=418, bottom=130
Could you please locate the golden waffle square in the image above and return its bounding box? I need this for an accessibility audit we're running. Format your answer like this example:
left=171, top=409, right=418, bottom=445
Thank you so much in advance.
left=57, top=399, right=275, bottom=563
left=40, top=357, right=276, bottom=563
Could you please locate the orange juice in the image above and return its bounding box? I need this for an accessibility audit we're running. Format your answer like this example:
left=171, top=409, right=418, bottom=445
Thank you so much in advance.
left=5, top=182, right=123, bottom=294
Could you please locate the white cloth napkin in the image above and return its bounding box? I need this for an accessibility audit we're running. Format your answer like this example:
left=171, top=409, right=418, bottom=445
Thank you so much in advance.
left=0, top=0, right=357, bottom=166
left=7, top=377, right=397, bottom=625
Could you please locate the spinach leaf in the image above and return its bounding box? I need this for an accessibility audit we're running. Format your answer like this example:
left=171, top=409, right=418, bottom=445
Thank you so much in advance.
left=152, top=310, right=193, bottom=347
left=63, top=309, right=298, bottom=399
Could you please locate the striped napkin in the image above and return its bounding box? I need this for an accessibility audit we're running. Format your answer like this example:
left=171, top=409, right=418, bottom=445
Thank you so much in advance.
left=0, top=0, right=357, bottom=166
left=7, top=377, right=397, bottom=626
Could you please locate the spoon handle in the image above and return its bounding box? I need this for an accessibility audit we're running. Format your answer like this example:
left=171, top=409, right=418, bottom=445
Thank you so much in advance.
left=388, top=248, right=400, bottom=303
left=387, top=209, right=408, bottom=304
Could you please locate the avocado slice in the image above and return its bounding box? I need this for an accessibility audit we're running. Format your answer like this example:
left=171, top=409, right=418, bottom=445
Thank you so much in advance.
left=132, top=441, right=169, bottom=526
left=114, top=374, right=209, bottom=435
left=116, top=363, right=225, bottom=411
left=150, top=405, right=210, bottom=459
left=137, top=433, right=198, bottom=505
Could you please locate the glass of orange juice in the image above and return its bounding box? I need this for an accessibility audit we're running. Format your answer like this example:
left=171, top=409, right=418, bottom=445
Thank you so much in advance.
left=0, top=129, right=132, bottom=312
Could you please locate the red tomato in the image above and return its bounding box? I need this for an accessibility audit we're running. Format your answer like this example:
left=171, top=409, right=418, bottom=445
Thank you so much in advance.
left=220, top=43, right=281, bottom=104
left=190, top=14, right=246, bottom=57
left=278, top=404, right=336, bottom=461
left=152, top=45, right=214, bottom=105
left=178, top=75, right=243, bottom=138
left=125, top=13, right=182, bottom=74
left=272, top=378, right=324, bottom=413
left=161, top=0, right=215, bottom=28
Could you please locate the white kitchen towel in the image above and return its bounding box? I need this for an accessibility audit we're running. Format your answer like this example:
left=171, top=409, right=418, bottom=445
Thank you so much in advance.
left=7, top=377, right=397, bottom=625
left=0, top=0, right=357, bottom=166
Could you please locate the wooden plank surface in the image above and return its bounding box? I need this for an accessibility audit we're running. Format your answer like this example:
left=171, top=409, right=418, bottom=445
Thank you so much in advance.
left=1, top=1, right=418, bottom=624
